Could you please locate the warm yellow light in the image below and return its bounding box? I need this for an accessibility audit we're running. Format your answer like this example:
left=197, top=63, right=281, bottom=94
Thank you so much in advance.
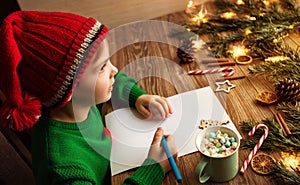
left=191, top=5, right=208, bottom=24
left=265, top=56, right=290, bottom=62
left=244, top=28, right=252, bottom=35
left=186, top=28, right=191, bottom=32
left=281, top=152, right=300, bottom=170
left=273, top=38, right=278, bottom=43
left=187, top=0, right=194, bottom=8
left=191, top=16, right=199, bottom=23
left=263, top=0, right=280, bottom=6
left=202, top=18, right=208, bottom=23
left=236, top=0, right=245, bottom=5
left=185, top=0, right=197, bottom=15
left=192, top=39, right=205, bottom=50
left=197, top=6, right=207, bottom=19
left=220, top=12, right=237, bottom=19
left=231, top=45, right=249, bottom=58
left=289, top=25, right=294, bottom=29
left=245, top=15, right=256, bottom=21
left=197, top=12, right=205, bottom=20
left=263, top=0, right=270, bottom=6
left=259, top=13, right=266, bottom=17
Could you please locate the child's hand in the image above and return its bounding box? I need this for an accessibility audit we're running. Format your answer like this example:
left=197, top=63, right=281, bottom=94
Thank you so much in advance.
left=148, top=127, right=178, bottom=173
left=135, top=94, right=173, bottom=119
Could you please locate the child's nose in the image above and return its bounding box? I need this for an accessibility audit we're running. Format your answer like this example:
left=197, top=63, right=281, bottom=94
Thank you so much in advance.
left=108, top=61, right=118, bottom=77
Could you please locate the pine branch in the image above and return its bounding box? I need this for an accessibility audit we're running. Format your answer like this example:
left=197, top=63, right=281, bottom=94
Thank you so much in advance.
left=182, top=0, right=300, bottom=59
left=181, top=1, right=300, bottom=184
left=248, top=43, right=300, bottom=81
left=240, top=119, right=300, bottom=151
left=273, top=161, right=300, bottom=185
left=276, top=102, right=300, bottom=141
left=277, top=102, right=300, bottom=131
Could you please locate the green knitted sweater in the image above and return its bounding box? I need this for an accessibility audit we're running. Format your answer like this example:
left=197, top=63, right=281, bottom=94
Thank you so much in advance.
left=32, top=72, right=165, bottom=185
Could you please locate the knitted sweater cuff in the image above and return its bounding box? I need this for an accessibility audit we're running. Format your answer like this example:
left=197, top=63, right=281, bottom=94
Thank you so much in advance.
left=123, top=158, right=165, bottom=185
left=129, top=84, right=147, bottom=107
left=112, top=72, right=147, bottom=108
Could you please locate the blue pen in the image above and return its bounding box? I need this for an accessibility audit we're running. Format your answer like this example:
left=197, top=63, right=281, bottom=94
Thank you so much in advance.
left=161, top=136, right=182, bottom=183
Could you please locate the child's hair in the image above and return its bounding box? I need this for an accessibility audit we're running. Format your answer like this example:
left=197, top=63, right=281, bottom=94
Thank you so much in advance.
left=0, top=11, right=108, bottom=131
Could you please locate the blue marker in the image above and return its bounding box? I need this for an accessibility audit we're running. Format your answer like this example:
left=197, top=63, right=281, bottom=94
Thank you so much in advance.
left=161, top=136, right=182, bottom=183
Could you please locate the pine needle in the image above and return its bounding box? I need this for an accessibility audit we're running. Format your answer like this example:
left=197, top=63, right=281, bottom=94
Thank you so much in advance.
left=273, top=161, right=300, bottom=185
left=240, top=119, right=300, bottom=152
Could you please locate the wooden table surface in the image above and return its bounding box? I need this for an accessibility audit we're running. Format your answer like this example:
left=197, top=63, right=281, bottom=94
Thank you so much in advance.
left=105, top=2, right=300, bottom=185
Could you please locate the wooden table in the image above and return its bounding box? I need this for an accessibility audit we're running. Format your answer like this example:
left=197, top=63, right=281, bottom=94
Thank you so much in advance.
left=106, top=2, right=300, bottom=185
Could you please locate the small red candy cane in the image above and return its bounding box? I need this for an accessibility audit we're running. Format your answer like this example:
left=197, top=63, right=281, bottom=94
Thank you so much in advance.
left=188, top=67, right=235, bottom=77
left=240, top=123, right=269, bottom=174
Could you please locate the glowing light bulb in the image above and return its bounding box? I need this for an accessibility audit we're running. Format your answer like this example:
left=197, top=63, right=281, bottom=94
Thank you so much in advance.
left=231, top=45, right=249, bottom=58
left=191, top=5, right=208, bottom=24
left=244, top=28, right=252, bottom=35
left=265, top=56, right=289, bottom=62
left=220, top=12, right=237, bottom=19
left=185, top=0, right=198, bottom=16
left=281, top=152, right=300, bottom=170
left=192, top=39, right=205, bottom=50
left=236, top=0, right=245, bottom=5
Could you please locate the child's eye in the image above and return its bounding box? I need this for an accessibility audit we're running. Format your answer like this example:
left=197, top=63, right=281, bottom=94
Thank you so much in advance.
left=99, top=63, right=107, bottom=72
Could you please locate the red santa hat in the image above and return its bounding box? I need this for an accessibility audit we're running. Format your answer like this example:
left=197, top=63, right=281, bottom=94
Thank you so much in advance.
left=0, top=11, right=108, bottom=131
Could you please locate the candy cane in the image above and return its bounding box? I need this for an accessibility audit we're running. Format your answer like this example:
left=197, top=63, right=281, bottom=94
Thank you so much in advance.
left=188, top=67, right=235, bottom=77
left=240, top=123, right=269, bottom=174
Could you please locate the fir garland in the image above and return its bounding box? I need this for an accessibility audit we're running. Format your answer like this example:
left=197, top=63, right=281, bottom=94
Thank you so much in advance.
left=277, top=102, right=300, bottom=129
left=277, top=102, right=300, bottom=140
left=240, top=119, right=300, bottom=152
left=248, top=43, right=300, bottom=81
left=181, top=0, right=300, bottom=148
left=180, top=0, right=300, bottom=183
left=273, top=162, right=300, bottom=185
left=240, top=119, right=300, bottom=184
left=184, top=0, right=300, bottom=58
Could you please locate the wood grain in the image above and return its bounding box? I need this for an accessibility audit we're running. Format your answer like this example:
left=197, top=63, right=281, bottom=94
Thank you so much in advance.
left=17, top=0, right=190, bottom=28
left=3, top=1, right=298, bottom=184
left=108, top=2, right=298, bottom=185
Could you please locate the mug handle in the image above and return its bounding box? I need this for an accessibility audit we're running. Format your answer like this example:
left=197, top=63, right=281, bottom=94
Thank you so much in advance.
left=195, top=158, right=210, bottom=183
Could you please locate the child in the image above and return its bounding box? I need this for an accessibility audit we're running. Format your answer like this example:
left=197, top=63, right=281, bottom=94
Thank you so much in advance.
left=0, top=11, right=177, bottom=184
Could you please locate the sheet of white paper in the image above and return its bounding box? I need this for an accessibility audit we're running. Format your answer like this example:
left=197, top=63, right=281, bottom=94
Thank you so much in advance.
left=105, top=86, right=242, bottom=175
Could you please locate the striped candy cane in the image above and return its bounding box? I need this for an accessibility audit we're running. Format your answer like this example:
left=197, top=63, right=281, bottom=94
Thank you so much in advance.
left=188, top=67, right=235, bottom=77
left=240, top=123, right=269, bottom=174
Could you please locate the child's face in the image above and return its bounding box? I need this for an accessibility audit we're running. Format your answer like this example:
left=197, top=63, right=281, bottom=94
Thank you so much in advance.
left=72, top=40, right=118, bottom=106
